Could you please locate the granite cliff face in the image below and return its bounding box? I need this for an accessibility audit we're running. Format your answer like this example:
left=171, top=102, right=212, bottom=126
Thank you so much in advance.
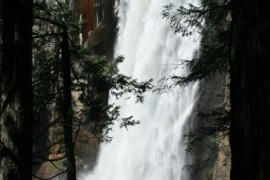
left=74, top=0, right=96, bottom=43
left=183, top=73, right=230, bottom=180
left=84, top=0, right=118, bottom=58
left=74, top=0, right=118, bottom=58
left=211, top=75, right=230, bottom=180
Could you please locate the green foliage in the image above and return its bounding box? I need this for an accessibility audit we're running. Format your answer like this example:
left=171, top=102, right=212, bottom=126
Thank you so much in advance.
left=185, top=107, right=230, bottom=152
left=73, top=54, right=152, bottom=142
left=172, top=25, right=230, bottom=85
left=32, top=0, right=153, bottom=145
left=162, top=0, right=231, bottom=176
left=119, top=116, right=140, bottom=130
left=161, top=0, right=230, bottom=87
left=184, top=153, right=217, bottom=176
left=183, top=107, right=230, bottom=176
left=162, top=0, right=230, bottom=36
left=162, top=3, right=204, bottom=36
left=181, top=99, right=230, bottom=173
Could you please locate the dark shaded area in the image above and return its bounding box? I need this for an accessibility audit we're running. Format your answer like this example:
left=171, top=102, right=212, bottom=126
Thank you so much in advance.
left=0, top=0, right=33, bottom=179
left=230, top=0, right=270, bottom=179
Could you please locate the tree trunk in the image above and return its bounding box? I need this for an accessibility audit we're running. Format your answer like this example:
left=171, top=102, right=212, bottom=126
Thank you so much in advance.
left=230, top=0, right=270, bottom=179
left=61, top=29, right=77, bottom=180
left=0, top=0, right=33, bottom=179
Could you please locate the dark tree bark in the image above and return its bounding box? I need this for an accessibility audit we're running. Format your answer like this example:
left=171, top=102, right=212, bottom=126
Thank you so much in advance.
left=230, top=0, right=270, bottom=179
left=61, top=29, right=76, bottom=180
left=0, top=0, right=33, bottom=179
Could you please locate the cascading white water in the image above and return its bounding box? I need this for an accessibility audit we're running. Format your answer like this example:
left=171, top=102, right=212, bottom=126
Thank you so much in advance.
left=82, top=0, right=200, bottom=179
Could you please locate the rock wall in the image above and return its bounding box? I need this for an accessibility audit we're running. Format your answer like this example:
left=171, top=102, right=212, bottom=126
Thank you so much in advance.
left=211, top=75, right=231, bottom=180
left=74, top=0, right=96, bottom=42
left=84, top=0, right=118, bottom=58
left=183, top=73, right=230, bottom=180
left=74, top=0, right=118, bottom=59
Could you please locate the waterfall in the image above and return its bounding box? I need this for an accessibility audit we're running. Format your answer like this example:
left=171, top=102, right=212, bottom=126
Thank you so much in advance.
left=82, top=0, right=200, bottom=179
